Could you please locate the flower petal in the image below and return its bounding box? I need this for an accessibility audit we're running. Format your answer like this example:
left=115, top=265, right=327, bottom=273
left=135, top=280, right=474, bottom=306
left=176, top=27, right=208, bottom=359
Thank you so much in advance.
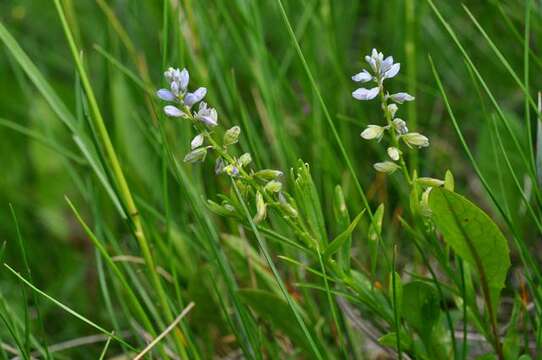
left=381, top=56, right=394, bottom=73
left=191, top=134, right=204, bottom=149
left=352, top=87, right=379, bottom=101
left=352, top=70, right=372, bottom=83
left=157, top=89, right=176, bottom=101
left=390, top=92, right=415, bottom=104
left=184, top=87, right=207, bottom=107
left=179, top=68, right=189, bottom=90
left=163, top=105, right=184, bottom=117
left=360, top=125, right=384, bottom=140
left=384, top=63, right=400, bottom=79
left=374, top=161, right=400, bottom=174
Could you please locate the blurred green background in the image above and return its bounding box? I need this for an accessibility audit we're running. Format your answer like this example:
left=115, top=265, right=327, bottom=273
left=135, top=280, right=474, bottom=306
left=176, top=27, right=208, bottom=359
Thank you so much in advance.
left=0, top=0, right=538, bottom=357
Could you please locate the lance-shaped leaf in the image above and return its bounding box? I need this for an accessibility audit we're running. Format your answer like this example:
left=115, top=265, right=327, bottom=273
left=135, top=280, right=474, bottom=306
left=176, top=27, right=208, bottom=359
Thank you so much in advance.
left=323, top=210, right=365, bottom=259
left=429, top=188, right=510, bottom=293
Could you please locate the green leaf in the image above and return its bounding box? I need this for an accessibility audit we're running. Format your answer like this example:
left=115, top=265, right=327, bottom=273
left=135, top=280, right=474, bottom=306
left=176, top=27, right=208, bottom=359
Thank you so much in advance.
left=429, top=188, right=511, bottom=293
left=388, top=271, right=403, bottom=318
left=401, top=281, right=440, bottom=339
left=378, top=331, right=412, bottom=352
left=238, top=289, right=311, bottom=351
left=292, top=161, right=327, bottom=248
left=323, top=209, right=365, bottom=259
left=333, top=185, right=351, bottom=274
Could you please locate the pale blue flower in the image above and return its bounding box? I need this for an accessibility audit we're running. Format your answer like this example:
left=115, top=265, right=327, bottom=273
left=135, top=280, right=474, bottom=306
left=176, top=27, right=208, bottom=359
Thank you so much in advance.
left=156, top=89, right=176, bottom=101
left=352, top=87, right=379, bottom=101
left=184, top=87, right=207, bottom=107
left=352, top=70, right=372, bottom=83
left=390, top=92, right=415, bottom=104
left=164, top=105, right=184, bottom=117
left=194, top=102, right=218, bottom=127
left=360, top=49, right=400, bottom=81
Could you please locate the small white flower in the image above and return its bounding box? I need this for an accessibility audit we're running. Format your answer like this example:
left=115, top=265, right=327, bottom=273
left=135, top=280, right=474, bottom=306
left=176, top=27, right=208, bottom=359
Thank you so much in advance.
left=157, top=89, right=176, bottom=101
left=184, top=87, right=207, bottom=107
left=387, top=104, right=398, bottom=118
left=352, top=70, right=372, bottom=83
left=387, top=147, right=401, bottom=161
left=183, top=147, right=207, bottom=163
left=178, top=68, right=189, bottom=91
left=191, top=134, right=204, bottom=149
left=381, top=56, right=394, bottom=73
left=164, top=105, right=185, bottom=117
left=360, top=125, right=385, bottom=141
left=402, top=132, right=429, bottom=148
left=194, top=102, right=218, bottom=127
left=353, top=87, right=380, bottom=101
left=365, top=55, right=377, bottom=73
left=383, top=63, right=400, bottom=79
left=390, top=92, right=415, bottom=104
left=374, top=161, right=400, bottom=174
left=392, top=118, right=409, bottom=135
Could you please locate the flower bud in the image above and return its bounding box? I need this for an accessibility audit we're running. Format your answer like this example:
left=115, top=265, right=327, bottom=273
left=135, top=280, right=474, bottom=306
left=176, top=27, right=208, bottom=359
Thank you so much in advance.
left=390, top=92, right=415, bottom=104
left=254, top=169, right=283, bottom=181
left=264, top=180, right=282, bottom=193
left=387, top=104, right=398, bottom=118
left=238, top=153, right=252, bottom=167
left=401, top=132, right=429, bottom=148
left=183, top=147, right=207, bottom=163
left=416, top=177, right=444, bottom=187
left=392, top=118, right=408, bottom=135
left=253, top=191, right=267, bottom=223
left=191, top=134, right=204, bottom=149
left=387, top=147, right=401, bottom=161
left=420, top=187, right=433, bottom=217
left=223, top=126, right=241, bottom=146
left=224, top=164, right=240, bottom=176
left=279, top=193, right=298, bottom=217
left=373, top=161, right=400, bottom=174
left=360, top=125, right=385, bottom=141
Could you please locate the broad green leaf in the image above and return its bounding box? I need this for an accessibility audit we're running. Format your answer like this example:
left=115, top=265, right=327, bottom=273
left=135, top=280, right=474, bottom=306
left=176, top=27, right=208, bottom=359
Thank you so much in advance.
left=238, top=289, right=310, bottom=351
left=401, top=281, right=440, bottom=339
left=323, top=209, right=364, bottom=259
left=429, top=188, right=510, bottom=292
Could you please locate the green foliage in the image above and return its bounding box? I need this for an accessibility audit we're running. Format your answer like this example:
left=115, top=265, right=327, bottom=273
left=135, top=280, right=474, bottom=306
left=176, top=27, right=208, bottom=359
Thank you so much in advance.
left=429, top=188, right=511, bottom=292
left=0, top=0, right=540, bottom=359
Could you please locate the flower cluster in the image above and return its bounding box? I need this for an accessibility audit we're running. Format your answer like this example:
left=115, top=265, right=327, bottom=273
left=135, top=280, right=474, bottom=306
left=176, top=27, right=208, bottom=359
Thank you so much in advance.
left=157, top=67, right=296, bottom=224
left=352, top=49, right=429, bottom=176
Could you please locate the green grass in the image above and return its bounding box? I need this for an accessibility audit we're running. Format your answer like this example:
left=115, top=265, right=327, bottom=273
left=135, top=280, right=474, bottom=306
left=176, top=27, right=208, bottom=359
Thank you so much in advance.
left=0, top=0, right=541, bottom=358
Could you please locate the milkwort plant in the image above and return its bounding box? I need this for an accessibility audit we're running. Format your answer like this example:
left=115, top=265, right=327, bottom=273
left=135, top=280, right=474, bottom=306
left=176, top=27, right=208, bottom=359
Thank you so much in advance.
left=154, top=48, right=519, bottom=359
left=351, top=49, right=515, bottom=360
